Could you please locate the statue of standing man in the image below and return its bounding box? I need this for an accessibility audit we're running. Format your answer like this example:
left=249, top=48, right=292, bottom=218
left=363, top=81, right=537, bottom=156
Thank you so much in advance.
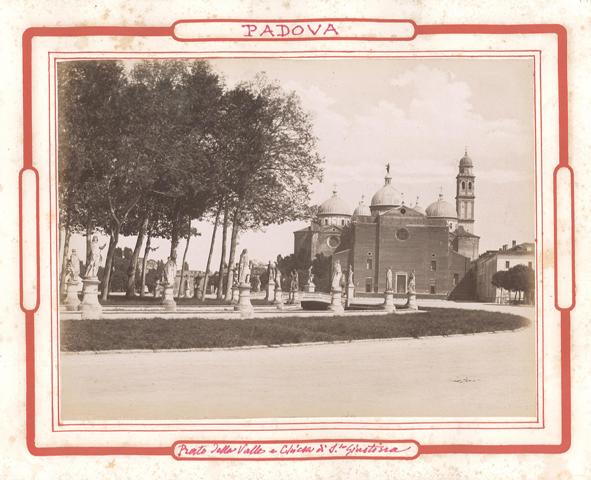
left=407, top=270, right=416, bottom=294
left=238, top=249, right=249, bottom=285
left=331, top=260, right=342, bottom=291
left=386, top=267, right=393, bottom=291
left=85, top=235, right=106, bottom=279
left=164, top=257, right=177, bottom=287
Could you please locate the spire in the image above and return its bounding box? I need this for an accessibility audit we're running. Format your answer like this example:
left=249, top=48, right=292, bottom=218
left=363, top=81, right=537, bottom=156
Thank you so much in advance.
left=465, top=145, right=468, bottom=156
left=332, top=183, right=338, bottom=196
left=439, top=186, right=443, bottom=200
left=401, top=192, right=405, bottom=205
left=414, top=195, right=420, bottom=207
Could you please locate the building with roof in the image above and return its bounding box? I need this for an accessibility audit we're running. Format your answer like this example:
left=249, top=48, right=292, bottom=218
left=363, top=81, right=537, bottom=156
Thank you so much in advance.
left=293, top=150, right=481, bottom=296
left=475, top=241, right=535, bottom=302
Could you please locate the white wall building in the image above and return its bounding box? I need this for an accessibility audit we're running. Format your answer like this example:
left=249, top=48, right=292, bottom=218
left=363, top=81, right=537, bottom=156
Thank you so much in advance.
left=475, top=241, right=534, bottom=303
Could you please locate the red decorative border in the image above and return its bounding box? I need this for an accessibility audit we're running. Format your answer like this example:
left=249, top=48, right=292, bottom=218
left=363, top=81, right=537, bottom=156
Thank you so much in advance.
left=19, top=20, right=573, bottom=458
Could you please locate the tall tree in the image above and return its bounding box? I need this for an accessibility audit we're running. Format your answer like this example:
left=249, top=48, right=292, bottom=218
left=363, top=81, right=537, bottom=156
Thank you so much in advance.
left=201, top=205, right=221, bottom=299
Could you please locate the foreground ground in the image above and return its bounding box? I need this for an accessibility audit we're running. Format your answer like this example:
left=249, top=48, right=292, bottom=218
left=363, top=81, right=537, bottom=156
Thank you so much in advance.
left=60, top=310, right=536, bottom=420
left=60, top=307, right=529, bottom=351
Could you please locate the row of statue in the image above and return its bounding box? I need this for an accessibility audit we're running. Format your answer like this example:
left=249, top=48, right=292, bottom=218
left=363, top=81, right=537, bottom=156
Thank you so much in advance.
left=65, top=237, right=415, bottom=295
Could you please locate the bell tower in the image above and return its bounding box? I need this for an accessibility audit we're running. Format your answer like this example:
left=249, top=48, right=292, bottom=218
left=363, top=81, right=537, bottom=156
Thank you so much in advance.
left=455, top=148, right=475, bottom=233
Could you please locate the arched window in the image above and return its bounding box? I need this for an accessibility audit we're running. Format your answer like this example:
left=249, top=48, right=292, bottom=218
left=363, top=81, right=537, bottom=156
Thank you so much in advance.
left=461, top=181, right=466, bottom=190
left=468, top=181, right=472, bottom=191
left=324, top=218, right=328, bottom=225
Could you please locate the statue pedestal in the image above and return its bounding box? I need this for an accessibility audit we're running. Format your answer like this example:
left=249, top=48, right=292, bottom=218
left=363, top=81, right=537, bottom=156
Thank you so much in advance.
left=80, top=277, right=102, bottom=319
left=234, top=283, right=254, bottom=318
left=162, top=284, right=177, bottom=311
left=287, top=290, right=300, bottom=306
left=329, top=289, right=344, bottom=314
left=304, top=283, right=315, bottom=293
left=231, top=286, right=239, bottom=304
left=266, top=281, right=275, bottom=302
left=406, top=292, right=418, bottom=310
left=346, top=284, right=355, bottom=307
left=383, top=290, right=396, bottom=313
left=273, top=287, right=284, bottom=309
left=64, top=280, right=81, bottom=311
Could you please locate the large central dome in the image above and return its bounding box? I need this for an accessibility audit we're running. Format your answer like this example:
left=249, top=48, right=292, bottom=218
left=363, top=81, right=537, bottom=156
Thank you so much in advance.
left=370, top=165, right=402, bottom=212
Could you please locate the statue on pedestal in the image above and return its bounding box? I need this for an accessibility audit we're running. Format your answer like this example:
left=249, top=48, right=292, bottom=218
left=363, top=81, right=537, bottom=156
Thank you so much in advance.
left=408, top=270, right=416, bottom=294
left=238, top=249, right=250, bottom=285
left=274, top=267, right=282, bottom=289
left=347, top=265, right=354, bottom=287
left=386, top=268, right=393, bottom=291
left=65, top=249, right=81, bottom=284
left=85, top=235, right=105, bottom=278
left=331, top=260, right=342, bottom=291
left=307, top=265, right=315, bottom=286
left=164, top=257, right=177, bottom=287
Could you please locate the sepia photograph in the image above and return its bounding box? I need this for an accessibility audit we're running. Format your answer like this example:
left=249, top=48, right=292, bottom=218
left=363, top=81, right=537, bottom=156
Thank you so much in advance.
left=56, top=56, right=537, bottom=421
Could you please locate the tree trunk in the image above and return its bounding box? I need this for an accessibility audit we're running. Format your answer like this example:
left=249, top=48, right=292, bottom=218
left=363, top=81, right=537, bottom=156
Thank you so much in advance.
left=85, top=222, right=93, bottom=266
left=126, top=215, right=149, bottom=298
left=58, top=225, right=66, bottom=280
left=201, top=207, right=221, bottom=299
left=177, top=218, right=192, bottom=299
left=216, top=209, right=229, bottom=300
left=101, top=226, right=120, bottom=301
left=224, top=209, right=240, bottom=302
left=59, top=227, right=71, bottom=298
left=139, top=232, right=151, bottom=298
left=169, top=205, right=181, bottom=262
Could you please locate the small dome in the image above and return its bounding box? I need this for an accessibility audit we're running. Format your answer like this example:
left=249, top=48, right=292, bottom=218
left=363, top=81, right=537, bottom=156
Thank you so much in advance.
left=353, top=196, right=371, bottom=216
left=459, top=148, right=473, bottom=167
left=426, top=193, right=457, bottom=218
left=318, top=189, right=350, bottom=216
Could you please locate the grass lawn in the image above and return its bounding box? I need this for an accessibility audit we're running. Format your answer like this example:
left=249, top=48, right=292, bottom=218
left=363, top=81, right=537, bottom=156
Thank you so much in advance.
left=60, top=308, right=530, bottom=352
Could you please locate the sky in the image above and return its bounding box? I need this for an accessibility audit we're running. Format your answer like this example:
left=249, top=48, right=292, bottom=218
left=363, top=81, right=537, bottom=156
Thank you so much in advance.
left=69, top=57, right=536, bottom=271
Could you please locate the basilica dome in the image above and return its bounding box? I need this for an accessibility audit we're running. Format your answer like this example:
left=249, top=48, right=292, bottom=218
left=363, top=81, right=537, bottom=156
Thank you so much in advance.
left=370, top=166, right=402, bottom=211
left=318, top=190, right=350, bottom=216
left=353, top=196, right=371, bottom=216
left=426, top=193, right=457, bottom=218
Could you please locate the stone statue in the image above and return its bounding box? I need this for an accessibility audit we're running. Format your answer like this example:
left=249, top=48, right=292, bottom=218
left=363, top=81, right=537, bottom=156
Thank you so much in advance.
left=238, top=249, right=249, bottom=284
left=331, top=260, right=342, bottom=291
left=243, top=261, right=252, bottom=284
left=164, top=257, right=177, bottom=286
left=348, top=265, right=354, bottom=286
left=274, top=266, right=282, bottom=289
left=307, top=265, right=315, bottom=286
left=267, top=260, right=275, bottom=284
left=233, top=264, right=239, bottom=283
left=253, top=274, right=261, bottom=292
left=407, top=270, right=416, bottom=294
left=65, top=249, right=81, bottom=284
left=290, top=270, right=299, bottom=292
left=386, top=268, right=393, bottom=291
left=85, top=235, right=105, bottom=278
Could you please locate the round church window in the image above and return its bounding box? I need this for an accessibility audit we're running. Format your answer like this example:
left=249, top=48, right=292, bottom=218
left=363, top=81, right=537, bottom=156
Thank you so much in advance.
left=396, top=228, right=410, bottom=241
left=327, top=236, right=341, bottom=248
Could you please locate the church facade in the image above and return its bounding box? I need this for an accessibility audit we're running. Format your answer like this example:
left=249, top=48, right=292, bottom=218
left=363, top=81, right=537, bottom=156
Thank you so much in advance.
left=293, top=150, right=480, bottom=297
